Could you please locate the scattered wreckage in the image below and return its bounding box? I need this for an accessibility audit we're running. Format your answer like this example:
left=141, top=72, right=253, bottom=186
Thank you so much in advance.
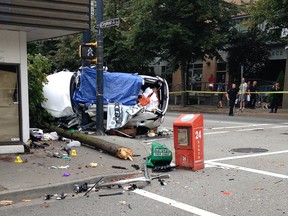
left=42, top=67, right=169, bottom=135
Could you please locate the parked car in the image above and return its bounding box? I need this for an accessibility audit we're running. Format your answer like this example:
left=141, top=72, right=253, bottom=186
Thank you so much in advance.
left=42, top=67, right=169, bottom=134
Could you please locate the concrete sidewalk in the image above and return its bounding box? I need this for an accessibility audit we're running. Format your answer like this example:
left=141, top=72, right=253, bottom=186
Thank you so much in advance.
left=0, top=135, right=149, bottom=201
left=0, top=104, right=287, bottom=203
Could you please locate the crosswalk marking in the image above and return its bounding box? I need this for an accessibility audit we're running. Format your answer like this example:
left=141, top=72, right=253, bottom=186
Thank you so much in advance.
left=211, top=124, right=271, bottom=130
left=133, top=189, right=221, bottom=216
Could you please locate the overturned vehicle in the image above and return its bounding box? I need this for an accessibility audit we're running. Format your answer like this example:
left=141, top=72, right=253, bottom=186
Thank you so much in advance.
left=42, top=67, right=169, bottom=134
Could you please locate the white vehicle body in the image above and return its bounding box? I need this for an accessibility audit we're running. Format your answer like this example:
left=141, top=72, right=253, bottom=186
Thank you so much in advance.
left=42, top=68, right=169, bottom=133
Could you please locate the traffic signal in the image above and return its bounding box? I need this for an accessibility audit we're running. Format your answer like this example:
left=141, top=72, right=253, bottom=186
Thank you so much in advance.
left=79, top=42, right=97, bottom=62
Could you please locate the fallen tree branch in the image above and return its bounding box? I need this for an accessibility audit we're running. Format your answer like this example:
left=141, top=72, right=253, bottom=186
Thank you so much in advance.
left=43, top=123, right=133, bottom=160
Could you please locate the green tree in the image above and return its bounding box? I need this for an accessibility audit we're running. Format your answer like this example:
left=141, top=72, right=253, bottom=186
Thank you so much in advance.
left=248, top=0, right=288, bottom=29
left=226, top=28, right=270, bottom=81
left=28, top=54, right=52, bottom=127
left=127, top=0, right=238, bottom=104
left=102, top=0, right=154, bottom=72
left=247, top=0, right=288, bottom=43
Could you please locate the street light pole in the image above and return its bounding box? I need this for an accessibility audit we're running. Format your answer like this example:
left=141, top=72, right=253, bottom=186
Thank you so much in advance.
left=82, top=0, right=91, bottom=67
left=96, top=0, right=104, bottom=135
left=240, top=65, right=244, bottom=81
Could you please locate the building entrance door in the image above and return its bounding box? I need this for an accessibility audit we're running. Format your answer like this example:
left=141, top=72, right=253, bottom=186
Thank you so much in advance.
left=0, top=64, right=20, bottom=143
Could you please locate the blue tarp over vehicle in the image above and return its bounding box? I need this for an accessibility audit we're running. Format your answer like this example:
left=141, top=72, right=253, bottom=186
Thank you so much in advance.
left=73, top=67, right=143, bottom=107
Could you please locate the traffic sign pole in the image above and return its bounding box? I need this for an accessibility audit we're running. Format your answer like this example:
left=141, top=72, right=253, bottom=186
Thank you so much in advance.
left=96, top=0, right=104, bottom=135
left=82, top=0, right=91, bottom=67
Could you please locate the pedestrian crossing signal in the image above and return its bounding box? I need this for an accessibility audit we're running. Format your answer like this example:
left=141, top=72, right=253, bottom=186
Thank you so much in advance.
left=79, top=42, right=97, bottom=62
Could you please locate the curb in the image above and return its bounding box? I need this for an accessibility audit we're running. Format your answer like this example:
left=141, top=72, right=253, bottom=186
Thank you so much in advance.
left=167, top=106, right=288, bottom=117
left=0, top=171, right=141, bottom=201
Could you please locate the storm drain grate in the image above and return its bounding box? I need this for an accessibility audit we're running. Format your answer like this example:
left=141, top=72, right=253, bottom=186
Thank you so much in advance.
left=231, top=148, right=268, bottom=153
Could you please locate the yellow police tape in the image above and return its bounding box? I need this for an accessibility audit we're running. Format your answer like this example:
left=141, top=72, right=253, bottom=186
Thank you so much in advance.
left=169, top=90, right=288, bottom=95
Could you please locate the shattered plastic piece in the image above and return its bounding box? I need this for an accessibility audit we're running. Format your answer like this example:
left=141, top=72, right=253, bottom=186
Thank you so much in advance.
left=0, top=200, right=13, bottom=206
left=63, top=172, right=70, bottom=177
left=74, top=183, right=89, bottom=193
left=49, top=132, right=59, bottom=141
left=222, top=191, right=232, bottom=195
left=56, top=193, right=67, bottom=200
left=152, top=165, right=176, bottom=172
left=147, top=131, right=156, bottom=137
left=127, top=184, right=138, bottom=191
left=98, top=191, right=125, bottom=197
left=131, top=164, right=140, bottom=170
left=158, top=179, right=167, bottom=186
left=58, top=165, right=70, bottom=169
left=89, top=162, right=98, bottom=168
left=40, top=204, right=49, bottom=208
left=112, top=165, right=127, bottom=170
left=49, top=165, right=70, bottom=169
left=48, top=166, right=58, bottom=169
left=21, top=199, right=32, bottom=203
left=119, top=200, right=126, bottom=205
left=67, top=140, right=81, bottom=148
left=45, top=194, right=53, bottom=200
left=62, top=155, right=71, bottom=160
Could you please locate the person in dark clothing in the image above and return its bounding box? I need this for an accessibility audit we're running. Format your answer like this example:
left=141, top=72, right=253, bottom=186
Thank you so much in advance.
left=248, top=81, right=258, bottom=109
left=226, top=83, right=238, bottom=116
left=270, top=83, right=281, bottom=113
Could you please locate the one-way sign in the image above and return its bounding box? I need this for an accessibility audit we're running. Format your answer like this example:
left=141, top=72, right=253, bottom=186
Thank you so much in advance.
left=100, top=18, right=120, bottom=29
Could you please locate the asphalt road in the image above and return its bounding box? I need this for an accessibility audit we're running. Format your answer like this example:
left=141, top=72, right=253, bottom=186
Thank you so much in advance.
left=1, top=112, right=288, bottom=216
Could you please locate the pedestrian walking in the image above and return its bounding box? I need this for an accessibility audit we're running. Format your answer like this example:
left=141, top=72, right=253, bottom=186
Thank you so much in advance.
left=248, top=81, right=258, bottom=109
left=217, top=81, right=225, bottom=108
left=269, top=82, right=281, bottom=113
left=238, top=78, right=247, bottom=112
left=226, top=83, right=238, bottom=116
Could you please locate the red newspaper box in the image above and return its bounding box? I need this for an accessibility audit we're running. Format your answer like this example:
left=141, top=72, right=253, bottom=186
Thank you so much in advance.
left=173, top=114, right=204, bottom=171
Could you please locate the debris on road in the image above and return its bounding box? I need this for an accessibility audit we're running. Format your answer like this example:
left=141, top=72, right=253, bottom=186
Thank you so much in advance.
left=221, top=191, right=232, bottom=195
left=131, top=164, right=140, bottom=170
left=48, top=165, right=70, bottom=169
left=98, top=191, right=125, bottom=197
left=63, top=172, right=70, bottom=177
left=89, top=162, right=98, bottom=168
left=0, top=200, right=13, bottom=206
left=146, top=142, right=172, bottom=168
left=45, top=124, right=134, bottom=160
left=45, top=193, right=67, bottom=200
left=112, top=165, right=127, bottom=170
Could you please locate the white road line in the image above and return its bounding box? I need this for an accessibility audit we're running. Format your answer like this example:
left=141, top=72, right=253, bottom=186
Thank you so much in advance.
left=204, top=131, right=229, bottom=135
left=236, top=128, right=264, bottom=132
left=210, top=124, right=271, bottom=130
left=206, top=149, right=288, bottom=162
left=133, top=189, right=220, bottom=216
left=206, top=161, right=288, bottom=179
left=270, top=125, right=288, bottom=129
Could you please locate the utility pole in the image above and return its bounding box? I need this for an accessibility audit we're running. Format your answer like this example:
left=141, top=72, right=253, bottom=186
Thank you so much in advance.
left=240, top=65, right=244, bottom=81
left=95, top=0, right=104, bottom=135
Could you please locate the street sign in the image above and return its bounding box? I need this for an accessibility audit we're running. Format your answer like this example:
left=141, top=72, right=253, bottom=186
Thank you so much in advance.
left=100, top=18, right=120, bottom=29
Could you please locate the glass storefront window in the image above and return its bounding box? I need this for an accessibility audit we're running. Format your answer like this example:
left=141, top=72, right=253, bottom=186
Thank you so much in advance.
left=0, top=65, right=20, bottom=143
